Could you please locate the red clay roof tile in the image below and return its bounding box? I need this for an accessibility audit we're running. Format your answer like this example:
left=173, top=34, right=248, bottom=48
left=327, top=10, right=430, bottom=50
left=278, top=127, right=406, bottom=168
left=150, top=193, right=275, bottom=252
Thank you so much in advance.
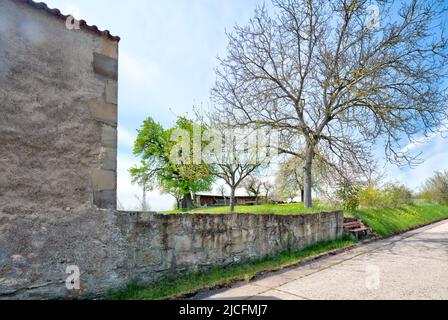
left=17, top=0, right=120, bottom=42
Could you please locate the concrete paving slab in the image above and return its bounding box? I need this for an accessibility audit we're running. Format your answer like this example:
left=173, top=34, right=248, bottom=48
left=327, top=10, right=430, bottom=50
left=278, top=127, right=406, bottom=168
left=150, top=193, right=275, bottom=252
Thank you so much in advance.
left=204, top=284, right=268, bottom=300
left=248, top=289, right=306, bottom=300
left=201, top=220, right=448, bottom=300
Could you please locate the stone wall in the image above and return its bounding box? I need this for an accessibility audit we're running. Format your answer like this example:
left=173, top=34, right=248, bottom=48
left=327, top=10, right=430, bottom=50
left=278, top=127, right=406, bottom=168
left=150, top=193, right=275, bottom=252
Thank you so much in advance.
left=125, top=211, right=344, bottom=286
left=0, top=209, right=343, bottom=299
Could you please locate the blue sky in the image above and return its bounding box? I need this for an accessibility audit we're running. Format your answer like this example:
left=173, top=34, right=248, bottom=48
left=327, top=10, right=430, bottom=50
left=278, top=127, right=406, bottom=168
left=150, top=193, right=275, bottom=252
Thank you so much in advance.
left=44, top=0, right=448, bottom=211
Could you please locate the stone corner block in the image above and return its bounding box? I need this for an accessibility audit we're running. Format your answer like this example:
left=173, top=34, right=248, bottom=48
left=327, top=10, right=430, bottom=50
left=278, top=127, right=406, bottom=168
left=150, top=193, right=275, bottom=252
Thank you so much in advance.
left=88, top=100, right=117, bottom=126
left=100, top=147, right=117, bottom=171
left=93, top=53, right=118, bottom=80
left=94, top=190, right=116, bottom=210
left=105, top=80, right=118, bottom=105
left=91, top=169, right=116, bottom=191
left=101, top=125, right=117, bottom=149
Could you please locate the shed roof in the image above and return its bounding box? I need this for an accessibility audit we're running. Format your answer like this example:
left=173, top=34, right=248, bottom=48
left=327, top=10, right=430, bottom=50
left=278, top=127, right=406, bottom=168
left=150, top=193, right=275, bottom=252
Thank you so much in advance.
left=196, top=193, right=257, bottom=199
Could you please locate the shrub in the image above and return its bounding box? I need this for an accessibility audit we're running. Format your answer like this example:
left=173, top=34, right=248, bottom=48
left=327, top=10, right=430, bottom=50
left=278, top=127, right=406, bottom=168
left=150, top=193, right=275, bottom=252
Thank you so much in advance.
left=359, top=184, right=383, bottom=208
left=382, top=182, right=413, bottom=208
left=336, top=180, right=361, bottom=210
left=354, top=181, right=413, bottom=209
left=420, top=171, right=448, bottom=205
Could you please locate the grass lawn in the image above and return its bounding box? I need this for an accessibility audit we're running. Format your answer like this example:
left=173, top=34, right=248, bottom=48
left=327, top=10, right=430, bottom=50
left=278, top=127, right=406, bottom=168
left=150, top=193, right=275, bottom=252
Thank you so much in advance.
left=164, top=201, right=448, bottom=238
left=105, top=239, right=355, bottom=300
left=162, top=202, right=335, bottom=215
left=349, top=201, right=448, bottom=237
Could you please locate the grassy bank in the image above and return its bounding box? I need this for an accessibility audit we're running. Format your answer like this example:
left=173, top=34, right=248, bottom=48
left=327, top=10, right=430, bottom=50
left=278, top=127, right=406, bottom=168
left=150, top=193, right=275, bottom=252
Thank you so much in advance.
left=165, top=201, right=448, bottom=238
left=349, top=201, right=448, bottom=237
left=105, top=239, right=355, bottom=300
left=163, top=202, right=334, bottom=215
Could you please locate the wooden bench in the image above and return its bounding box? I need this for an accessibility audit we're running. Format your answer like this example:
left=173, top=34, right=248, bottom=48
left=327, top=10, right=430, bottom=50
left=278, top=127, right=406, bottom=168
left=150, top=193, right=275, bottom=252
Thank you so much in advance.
left=344, top=219, right=372, bottom=240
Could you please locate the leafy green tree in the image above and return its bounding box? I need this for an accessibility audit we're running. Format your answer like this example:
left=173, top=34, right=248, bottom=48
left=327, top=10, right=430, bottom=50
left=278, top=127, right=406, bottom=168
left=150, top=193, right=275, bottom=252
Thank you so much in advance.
left=130, top=117, right=214, bottom=209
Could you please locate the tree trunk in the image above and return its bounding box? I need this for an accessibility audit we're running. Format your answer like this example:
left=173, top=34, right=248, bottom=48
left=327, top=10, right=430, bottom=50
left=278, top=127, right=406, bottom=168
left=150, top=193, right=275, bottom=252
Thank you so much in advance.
left=303, top=146, right=314, bottom=208
left=221, top=194, right=227, bottom=206
left=142, top=187, right=147, bottom=211
left=181, top=192, right=193, bottom=209
left=229, top=187, right=236, bottom=212
left=300, top=189, right=305, bottom=203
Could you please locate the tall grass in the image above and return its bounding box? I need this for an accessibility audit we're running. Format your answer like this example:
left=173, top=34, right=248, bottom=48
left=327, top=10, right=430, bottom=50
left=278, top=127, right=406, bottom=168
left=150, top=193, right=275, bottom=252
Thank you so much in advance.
left=163, top=202, right=335, bottom=215
left=349, top=201, right=448, bottom=236
left=105, top=239, right=354, bottom=300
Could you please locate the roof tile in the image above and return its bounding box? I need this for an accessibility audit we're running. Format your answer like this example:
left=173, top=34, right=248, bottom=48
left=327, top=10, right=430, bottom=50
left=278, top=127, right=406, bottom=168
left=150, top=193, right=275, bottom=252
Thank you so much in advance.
left=17, top=0, right=120, bottom=41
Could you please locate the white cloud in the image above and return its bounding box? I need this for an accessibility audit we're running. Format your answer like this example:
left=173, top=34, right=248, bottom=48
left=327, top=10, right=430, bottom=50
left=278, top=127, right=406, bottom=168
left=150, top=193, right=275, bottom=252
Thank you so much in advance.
left=118, top=127, right=136, bottom=149
left=120, top=51, right=159, bottom=86
left=385, top=132, right=448, bottom=191
left=401, top=131, right=439, bottom=153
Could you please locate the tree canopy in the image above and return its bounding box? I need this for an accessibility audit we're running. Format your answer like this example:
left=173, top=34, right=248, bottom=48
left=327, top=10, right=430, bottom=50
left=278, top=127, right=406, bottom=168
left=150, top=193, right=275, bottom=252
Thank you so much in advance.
left=130, top=117, right=214, bottom=208
left=212, top=0, right=448, bottom=207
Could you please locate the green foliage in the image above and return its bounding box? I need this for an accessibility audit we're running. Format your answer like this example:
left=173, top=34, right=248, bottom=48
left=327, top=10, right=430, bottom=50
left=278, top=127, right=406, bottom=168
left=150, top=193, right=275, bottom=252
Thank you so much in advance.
left=163, top=202, right=334, bottom=215
left=358, top=182, right=413, bottom=209
left=130, top=117, right=214, bottom=203
left=382, top=182, right=413, bottom=208
left=336, top=180, right=361, bottom=210
left=358, top=184, right=382, bottom=208
left=349, top=201, right=448, bottom=237
left=420, top=171, right=448, bottom=205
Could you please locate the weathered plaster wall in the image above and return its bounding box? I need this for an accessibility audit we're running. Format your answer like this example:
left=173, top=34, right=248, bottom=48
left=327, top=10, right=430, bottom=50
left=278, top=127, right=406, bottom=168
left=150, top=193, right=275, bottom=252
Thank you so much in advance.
left=0, top=0, right=120, bottom=298
left=0, top=0, right=118, bottom=212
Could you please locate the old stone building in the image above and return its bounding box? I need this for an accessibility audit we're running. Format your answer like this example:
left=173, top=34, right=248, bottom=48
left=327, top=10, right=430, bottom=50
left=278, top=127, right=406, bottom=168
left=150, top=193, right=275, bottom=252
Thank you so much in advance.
left=0, top=0, right=343, bottom=300
left=0, top=0, right=119, bottom=212
left=0, top=0, right=123, bottom=298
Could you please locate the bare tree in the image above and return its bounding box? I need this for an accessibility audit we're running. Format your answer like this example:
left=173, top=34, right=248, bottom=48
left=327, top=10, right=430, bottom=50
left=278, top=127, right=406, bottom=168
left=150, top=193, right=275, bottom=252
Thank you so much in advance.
left=274, top=157, right=305, bottom=202
left=201, top=114, right=270, bottom=212
left=217, top=184, right=228, bottom=205
left=243, top=175, right=264, bottom=204
left=212, top=0, right=448, bottom=207
left=134, top=186, right=151, bottom=212
left=214, top=163, right=263, bottom=212
left=420, top=170, right=448, bottom=205
left=273, top=154, right=329, bottom=202
left=262, top=180, right=273, bottom=202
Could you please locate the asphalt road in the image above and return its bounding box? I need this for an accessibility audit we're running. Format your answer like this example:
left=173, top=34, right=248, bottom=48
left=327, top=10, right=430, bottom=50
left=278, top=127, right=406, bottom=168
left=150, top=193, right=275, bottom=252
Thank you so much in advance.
left=201, top=220, right=448, bottom=300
